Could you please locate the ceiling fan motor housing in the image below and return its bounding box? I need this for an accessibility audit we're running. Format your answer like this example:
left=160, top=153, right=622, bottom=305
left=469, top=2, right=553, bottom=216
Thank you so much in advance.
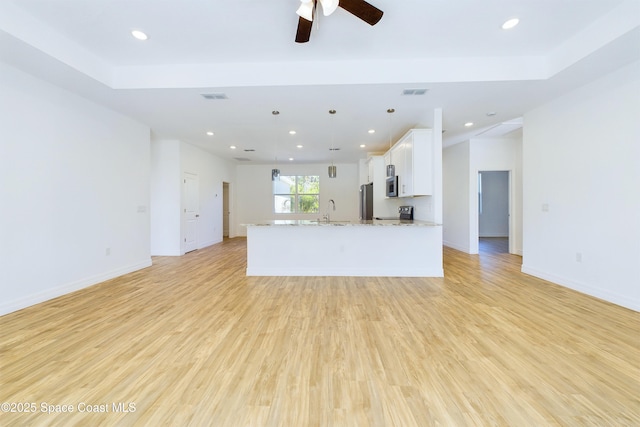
left=295, top=0, right=384, bottom=43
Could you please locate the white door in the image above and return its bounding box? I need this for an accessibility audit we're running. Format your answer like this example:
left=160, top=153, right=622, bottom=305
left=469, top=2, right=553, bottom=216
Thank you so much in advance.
left=478, top=171, right=509, bottom=237
left=223, top=182, right=230, bottom=237
left=184, top=173, right=199, bottom=253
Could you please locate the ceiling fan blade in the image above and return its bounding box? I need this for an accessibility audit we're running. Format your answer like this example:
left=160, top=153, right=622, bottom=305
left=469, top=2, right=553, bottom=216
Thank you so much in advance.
left=338, top=0, right=383, bottom=26
left=295, top=16, right=313, bottom=43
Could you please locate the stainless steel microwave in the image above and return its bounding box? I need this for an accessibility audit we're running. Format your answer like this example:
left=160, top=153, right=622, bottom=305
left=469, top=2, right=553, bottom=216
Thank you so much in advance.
left=386, top=176, right=398, bottom=197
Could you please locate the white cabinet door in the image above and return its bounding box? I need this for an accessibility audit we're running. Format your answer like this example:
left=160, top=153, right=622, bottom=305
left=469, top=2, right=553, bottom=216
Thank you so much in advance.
left=367, top=158, right=374, bottom=183
left=391, top=142, right=404, bottom=189
left=401, top=133, right=413, bottom=197
left=385, top=129, right=433, bottom=197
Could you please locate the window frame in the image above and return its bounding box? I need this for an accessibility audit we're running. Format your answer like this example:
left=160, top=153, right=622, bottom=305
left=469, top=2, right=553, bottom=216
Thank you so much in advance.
left=273, top=175, right=320, bottom=214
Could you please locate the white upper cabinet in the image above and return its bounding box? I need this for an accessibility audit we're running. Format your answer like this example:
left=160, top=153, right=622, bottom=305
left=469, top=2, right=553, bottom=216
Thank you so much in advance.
left=388, top=129, right=433, bottom=197
left=360, top=155, right=383, bottom=185
left=366, top=157, right=375, bottom=183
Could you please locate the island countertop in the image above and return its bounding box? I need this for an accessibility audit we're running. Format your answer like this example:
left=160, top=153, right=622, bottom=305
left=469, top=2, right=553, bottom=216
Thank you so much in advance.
left=243, top=219, right=441, bottom=227
left=245, top=218, right=443, bottom=277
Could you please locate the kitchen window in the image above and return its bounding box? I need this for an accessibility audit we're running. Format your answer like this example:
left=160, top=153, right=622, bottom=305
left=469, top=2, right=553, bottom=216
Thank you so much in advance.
left=274, top=175, right=320, bottom=214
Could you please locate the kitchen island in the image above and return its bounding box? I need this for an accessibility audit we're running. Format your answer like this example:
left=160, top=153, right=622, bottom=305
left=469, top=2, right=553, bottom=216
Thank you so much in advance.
left=244, top=219, right=443, bottom=277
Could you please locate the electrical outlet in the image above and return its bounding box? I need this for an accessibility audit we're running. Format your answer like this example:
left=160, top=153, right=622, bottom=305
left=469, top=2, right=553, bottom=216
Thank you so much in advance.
left=542, top=203, right=549, bottom=212
left=105, top=248, right=111, bottom=256
left=576, top=252, right=582, bottom=262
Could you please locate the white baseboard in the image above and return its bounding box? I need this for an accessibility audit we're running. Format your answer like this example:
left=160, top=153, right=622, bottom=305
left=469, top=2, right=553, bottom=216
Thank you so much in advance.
left=198, top=238, right=221, bottom=250
left=443, top=240, right=472, bottom=254
left=151, top=250, right=182, bottom=256
left=521, top=265, right=639, bottom=312
left=0, top=259, right=152, bottom=316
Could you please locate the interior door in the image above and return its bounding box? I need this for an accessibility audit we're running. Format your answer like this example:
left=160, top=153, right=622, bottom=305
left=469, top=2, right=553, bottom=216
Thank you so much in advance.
left=223, top=182, right=230, bottom=237
left=478, top=171, right=509, bottom=238
left=184, top=173, right=199, bottom=253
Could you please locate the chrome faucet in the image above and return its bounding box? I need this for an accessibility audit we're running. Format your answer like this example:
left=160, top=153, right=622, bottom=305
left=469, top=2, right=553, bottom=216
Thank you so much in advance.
left=325, top=199, right=336, bottom=223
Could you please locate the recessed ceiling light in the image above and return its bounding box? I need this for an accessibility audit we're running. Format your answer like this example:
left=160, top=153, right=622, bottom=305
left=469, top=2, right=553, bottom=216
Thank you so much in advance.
left=131, top=30, right=148, bottom=40
left=230, top=145, right=236, bottom=149
left=368, top=129, right=375, bottom=134
left=502, top=18, right=519, bottom=30
left=464, top=122, right=474, bottom=127
left=296, top=144, right=303, bottom=148
left=206, top=131, right=214, bottom=136
left=360, top=144, right=366, bottom=148
left=289, top=158, right=294, bottom=161
left=289, top=130, right=296, bottom=135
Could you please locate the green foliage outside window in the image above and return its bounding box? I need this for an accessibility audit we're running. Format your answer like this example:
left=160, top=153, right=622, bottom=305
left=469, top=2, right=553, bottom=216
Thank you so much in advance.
left=274, top=175, right=319, bottom=214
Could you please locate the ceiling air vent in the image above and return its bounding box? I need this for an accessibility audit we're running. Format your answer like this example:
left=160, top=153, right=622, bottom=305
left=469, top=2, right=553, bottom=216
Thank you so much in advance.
left=244, top=149, right=255, bottom=152
left=201, top=93, right=228, bottom=100
left=402, top=88, right=428, bottom=96
left=233, top=157, right=251, bottom=161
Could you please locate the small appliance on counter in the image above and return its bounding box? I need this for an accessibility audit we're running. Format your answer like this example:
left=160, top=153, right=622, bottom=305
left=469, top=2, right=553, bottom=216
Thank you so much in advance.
left=375, top=205, right=414, bottom=221
left=399, top=205, right=414, bottom=221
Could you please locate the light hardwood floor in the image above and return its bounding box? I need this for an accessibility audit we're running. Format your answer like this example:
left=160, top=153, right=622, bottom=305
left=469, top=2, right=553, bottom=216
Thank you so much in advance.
left=1, top=238, right=638, bottom=426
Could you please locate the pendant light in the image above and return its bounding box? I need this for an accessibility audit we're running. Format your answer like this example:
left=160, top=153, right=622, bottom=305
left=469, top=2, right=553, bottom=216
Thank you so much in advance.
left=386, top=108, right=395, bottom=177
left=271, top=110, right=280, bottom=181
left=328, top=109, right=337, bottom=178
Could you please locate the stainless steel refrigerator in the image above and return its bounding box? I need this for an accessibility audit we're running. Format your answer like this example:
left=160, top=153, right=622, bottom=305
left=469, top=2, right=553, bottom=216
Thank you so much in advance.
left=359, top=183, right=373, bottom=220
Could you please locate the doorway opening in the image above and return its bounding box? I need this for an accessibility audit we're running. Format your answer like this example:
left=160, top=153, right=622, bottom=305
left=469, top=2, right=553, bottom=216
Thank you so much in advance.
left=478, top=171, right=510, bottom=254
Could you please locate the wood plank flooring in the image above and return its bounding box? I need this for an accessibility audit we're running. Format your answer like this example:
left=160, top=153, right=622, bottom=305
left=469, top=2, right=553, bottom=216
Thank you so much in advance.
left=479, top=237, right=509, bottom=254
left=1, top=238, right=638, bottom=426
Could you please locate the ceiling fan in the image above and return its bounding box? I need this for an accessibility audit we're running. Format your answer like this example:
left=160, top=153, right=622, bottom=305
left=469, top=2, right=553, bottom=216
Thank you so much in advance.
left=295, top=0, right=384, bottom=43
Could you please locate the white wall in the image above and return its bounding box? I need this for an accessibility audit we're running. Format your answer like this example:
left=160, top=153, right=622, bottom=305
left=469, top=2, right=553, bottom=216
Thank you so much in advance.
left=0, top=62, right=151, bottom=315
left=522, top=60, right=640, bottom=311
left=236, top=163, right=359, bottom=236
left=443, top=136, right=523, bottom=254
left=180, top=141, right=236, bottom=250
left=470, top=137, right=523, bottom=254
left=150, top=139, right=181, bottom=255
left=150, top=139, right=236, bottom=255
left=443, top=142, right=472, bottom=252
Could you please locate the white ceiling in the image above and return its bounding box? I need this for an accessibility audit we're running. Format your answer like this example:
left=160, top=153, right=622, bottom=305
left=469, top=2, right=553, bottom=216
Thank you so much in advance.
left=1, top=0, right=638, bottom=164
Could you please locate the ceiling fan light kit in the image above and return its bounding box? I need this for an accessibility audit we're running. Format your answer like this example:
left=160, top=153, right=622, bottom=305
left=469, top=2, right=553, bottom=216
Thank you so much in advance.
left=296, top=2, right=314, bottom=21
left=319, top=0, right=339, bottom=16
left=295, top=0, right=384, bottom=43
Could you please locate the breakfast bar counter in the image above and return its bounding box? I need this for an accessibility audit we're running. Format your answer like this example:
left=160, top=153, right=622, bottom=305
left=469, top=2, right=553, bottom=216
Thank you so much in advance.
left=246, top=219, right=440, bottom=227
left=244, top=219, right=443, bottom=277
